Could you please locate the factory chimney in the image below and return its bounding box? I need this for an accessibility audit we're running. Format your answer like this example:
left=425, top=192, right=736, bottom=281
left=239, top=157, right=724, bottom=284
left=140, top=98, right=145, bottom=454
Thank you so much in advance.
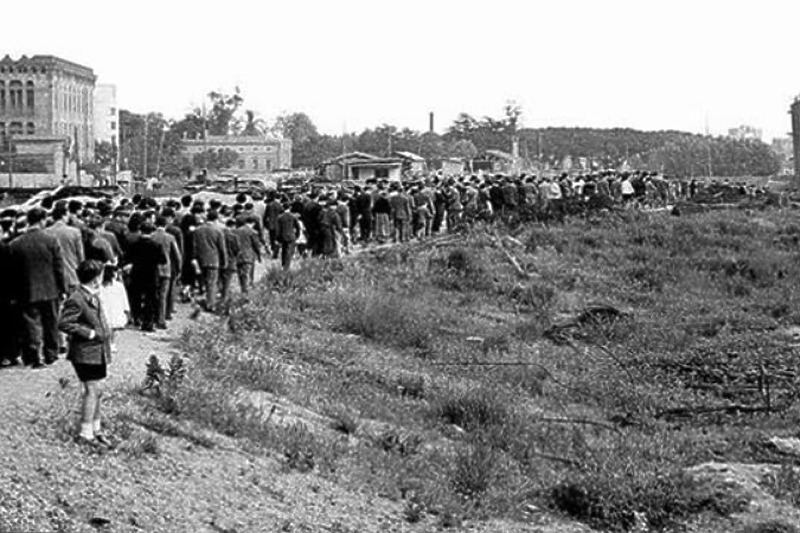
left=429, top=112, right=435, bottom=134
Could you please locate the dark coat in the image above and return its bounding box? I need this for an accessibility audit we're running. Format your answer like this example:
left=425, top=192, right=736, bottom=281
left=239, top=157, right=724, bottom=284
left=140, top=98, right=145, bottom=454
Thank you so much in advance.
left=234, top=226, right=261, bottom=264
left=151, top=229, right=182, bottom=278
left=9, top=228, right=66, bottom=303
left=126, top=235, right=167, bottom=287
left=59, top=286, right=112, bottom=366
left=263, top=200, right=284, bottom=232
left=222, top=228, right=240, bottom=272
left=275, top=212, right=301, bottom=243
left=193, top=224, right=227, bottom=269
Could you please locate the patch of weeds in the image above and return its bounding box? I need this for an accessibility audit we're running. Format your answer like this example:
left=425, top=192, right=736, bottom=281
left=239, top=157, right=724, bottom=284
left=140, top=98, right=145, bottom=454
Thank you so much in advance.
left=550, top=468, right=745, bottom=531
left=373, top=428, right=423, bottom=457
left=281, top=422, right=320, bottom=472
left=142, top=353, right=188, bottom=414
left=429, top=247, right=493, bottom=292
left=333, top=290, right=439, bottom=355
left=395, top=372, right=426, bottom=399
left=450, top=438, right=498, bottom=500
left=740, top=520, right=800, bottom=533
left=327, top=406, right=359, bottom=436
left=126, top=433, right=161, bottom=458
left=431, top=383, right=509, bottom=433
left=762, top=464, right=800, bottom=507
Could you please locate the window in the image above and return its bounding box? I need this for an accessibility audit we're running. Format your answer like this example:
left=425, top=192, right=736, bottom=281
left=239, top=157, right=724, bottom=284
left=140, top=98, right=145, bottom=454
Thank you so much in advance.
left=238, top=160, right=245, bottom=169
left=26, top=81, right=34, bottom=111
left=26, top=122, right=34, bottom=135
left=9, top=122, right=23, bottom=135
left=0, top=123, right=5, bottom=137
left=375, top=168, right=390, bottom=179
left=110, top=121, right=116, bottom=130
left=110, top=107, right=116, bottom=115
left=253, top=158, right=258, bottom=169
left=9, top=81, right=22, bottom=109
left=0, top=82, right=4, bottom=112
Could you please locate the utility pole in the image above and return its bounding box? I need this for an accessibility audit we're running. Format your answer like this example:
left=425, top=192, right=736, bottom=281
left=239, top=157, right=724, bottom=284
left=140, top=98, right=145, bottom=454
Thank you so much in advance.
left=142, top=117, right=148, bottom=187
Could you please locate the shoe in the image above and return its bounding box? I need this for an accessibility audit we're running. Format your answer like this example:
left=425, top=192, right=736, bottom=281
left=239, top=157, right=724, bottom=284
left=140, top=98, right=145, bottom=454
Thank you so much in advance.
left=44, top=357, right=58, bottom=366
left=94, top=433, right=115, bottom=448
left=141, top=325, right=155, bottom=333
left=75, top=435, right=108, bottom=448
left=31, top=361, right=45, bottom=369
left=156, top=323, right=167, bottom=330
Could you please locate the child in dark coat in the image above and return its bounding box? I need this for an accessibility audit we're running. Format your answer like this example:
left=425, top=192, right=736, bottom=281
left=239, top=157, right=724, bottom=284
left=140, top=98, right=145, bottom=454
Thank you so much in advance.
left=59, top=260, right=113, bottom=447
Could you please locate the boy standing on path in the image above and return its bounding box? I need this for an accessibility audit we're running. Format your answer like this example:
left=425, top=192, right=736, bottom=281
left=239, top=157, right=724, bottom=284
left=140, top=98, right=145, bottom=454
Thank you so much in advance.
left=59, top=260, right=113, bottom=447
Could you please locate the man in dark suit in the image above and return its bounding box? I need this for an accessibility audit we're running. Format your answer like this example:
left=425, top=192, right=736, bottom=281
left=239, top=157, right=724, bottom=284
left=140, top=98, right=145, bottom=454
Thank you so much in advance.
left=193, top=211, right=227, bottom=312
left=263, top=192, right=284, bottom=259
left=275, top=203, right=301, bottom=271
left=233, top=216, right=262, bottom=294
left=10, top=207, right=66, bottom=367
left=151, top=216, right=182, bottom=329
left=125, top=221, right=166, bottom=332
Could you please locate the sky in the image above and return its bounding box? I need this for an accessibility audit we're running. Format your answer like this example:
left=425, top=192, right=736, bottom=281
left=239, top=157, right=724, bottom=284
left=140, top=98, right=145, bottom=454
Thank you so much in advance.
left=5, top=0, right=800, bottom=141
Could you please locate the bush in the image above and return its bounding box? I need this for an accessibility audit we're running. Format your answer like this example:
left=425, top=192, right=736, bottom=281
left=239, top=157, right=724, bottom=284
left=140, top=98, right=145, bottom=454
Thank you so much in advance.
left=333, top=290, right=439, bottom=355
left=450, top=438, right=498, bottom=500
left=431, top=384, right=509, bottom=433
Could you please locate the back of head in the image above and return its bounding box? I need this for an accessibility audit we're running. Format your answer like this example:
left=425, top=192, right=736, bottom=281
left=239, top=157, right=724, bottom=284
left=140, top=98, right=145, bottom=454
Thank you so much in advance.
left=27, top=207, right=47, bottom=226
left=77, top=259, right=104, bottom=285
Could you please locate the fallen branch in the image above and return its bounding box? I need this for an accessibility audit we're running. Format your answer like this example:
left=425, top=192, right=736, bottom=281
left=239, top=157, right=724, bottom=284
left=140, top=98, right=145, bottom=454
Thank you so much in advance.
left=491, top=232, right=531, bottom=279
left=654, top=403, right=790, bottom=419
left=537, top=416, right=622, bottom=433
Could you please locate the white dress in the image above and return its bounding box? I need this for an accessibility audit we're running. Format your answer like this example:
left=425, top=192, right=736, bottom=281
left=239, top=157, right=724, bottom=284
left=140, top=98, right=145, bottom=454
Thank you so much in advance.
left=100, top=279, right=130, bottom=329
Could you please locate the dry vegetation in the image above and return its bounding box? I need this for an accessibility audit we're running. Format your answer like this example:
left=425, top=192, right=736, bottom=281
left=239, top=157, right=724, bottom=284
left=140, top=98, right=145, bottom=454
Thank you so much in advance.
left=42, top=206, right=800, bottom=532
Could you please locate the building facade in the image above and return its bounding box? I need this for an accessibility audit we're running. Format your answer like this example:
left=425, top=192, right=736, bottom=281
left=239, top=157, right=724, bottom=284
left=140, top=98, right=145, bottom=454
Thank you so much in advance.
left=93, top=83, right=118, bottom=147
left=0, top=55, right=96, bottom=162
left=182, top=135, right=292, bottom=175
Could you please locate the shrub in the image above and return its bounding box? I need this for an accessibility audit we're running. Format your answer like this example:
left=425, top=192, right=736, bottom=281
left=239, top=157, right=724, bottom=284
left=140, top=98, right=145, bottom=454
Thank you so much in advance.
left=740, top=521, right=800, bottom=533
left=762, top=464, right=800, bottom=507
left=431, top=384, right=509, bottom=433
left=327, top=406, right=359, bottom=436
left=450, top=438, right=498, bottom=500
left=333, top=290, right=438, bottom=355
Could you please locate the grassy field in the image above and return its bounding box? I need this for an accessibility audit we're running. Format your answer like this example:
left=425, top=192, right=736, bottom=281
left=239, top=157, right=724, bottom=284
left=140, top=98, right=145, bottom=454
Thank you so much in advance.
left=136, top=206, right=800, bottom=531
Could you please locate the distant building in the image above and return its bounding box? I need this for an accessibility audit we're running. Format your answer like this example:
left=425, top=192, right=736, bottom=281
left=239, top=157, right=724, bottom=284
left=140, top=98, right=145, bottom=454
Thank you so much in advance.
left=773, top=135, right=794, bottom=176
left=0, top=54, right=96, bottom=187
left=0, top=54, right=95, bottom=161
left=93, top=84, right=118, bottom=147
left=182, top=135, right=292, bottom=175
left=394, top=151, right=427, bottom=173
left=727, top=124, right=763, bottom=141
left=321, top=152, right=403, bottom=181
left=472, top=149, right=520, bottom=174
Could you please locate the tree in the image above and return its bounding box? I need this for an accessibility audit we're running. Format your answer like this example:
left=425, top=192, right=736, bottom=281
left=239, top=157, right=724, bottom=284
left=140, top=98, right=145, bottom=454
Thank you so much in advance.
left=274, top=112, right=339, bottom=168
left=94, top=140, right=117, bottom=169
left=239, top=110, right=267, bottom=137
left=450, top=139, right=478, bottom=172
left=206, top=88, right=244, bottom=136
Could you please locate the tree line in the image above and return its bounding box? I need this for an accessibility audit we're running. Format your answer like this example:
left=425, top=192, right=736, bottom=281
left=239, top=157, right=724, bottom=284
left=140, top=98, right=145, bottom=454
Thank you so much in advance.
left=106, top=91, right=781, bottom=179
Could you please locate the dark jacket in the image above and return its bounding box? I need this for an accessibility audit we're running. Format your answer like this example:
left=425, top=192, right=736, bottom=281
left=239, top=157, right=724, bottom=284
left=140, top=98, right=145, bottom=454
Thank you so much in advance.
left=222, top=228, right=240, bottom=272
left=193, top=223, right=227, bottom=269
left=9, top=227, right=66, bottom=303
left=388, top=193, right=412, bottom=221
left=263, top=200, right=284, bottom=232
left=275, top=212, right=301, bottom=243
left=234, top=226, right=261, bottom=264
left=126, top=235, right=167, bottom=287
left=151, top=229, right=182, bottom=278
left=59, top=286, right=112, bottom=366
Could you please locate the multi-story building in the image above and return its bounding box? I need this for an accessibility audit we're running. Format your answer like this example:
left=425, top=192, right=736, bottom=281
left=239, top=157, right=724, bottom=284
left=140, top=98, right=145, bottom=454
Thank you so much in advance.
left=182, top=135, right=292, bottom=175
left=0, top=54, right=96, bottom=162
left=93, top=83, right=118, bottom=147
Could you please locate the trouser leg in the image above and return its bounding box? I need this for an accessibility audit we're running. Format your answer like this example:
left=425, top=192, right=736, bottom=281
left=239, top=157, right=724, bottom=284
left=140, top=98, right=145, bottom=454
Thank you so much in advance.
left=156, top=276, right=170, bottom=326
left=20, top=302, right=43, bottom=364
left=39, top=300, right=59, bottom=363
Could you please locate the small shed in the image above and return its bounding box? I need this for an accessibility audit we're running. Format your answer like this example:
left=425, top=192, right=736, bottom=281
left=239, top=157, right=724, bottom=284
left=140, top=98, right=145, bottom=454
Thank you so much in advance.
left=321, top=152, right=403, bottom=181
left=394, top=151, right=427, bottom=173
